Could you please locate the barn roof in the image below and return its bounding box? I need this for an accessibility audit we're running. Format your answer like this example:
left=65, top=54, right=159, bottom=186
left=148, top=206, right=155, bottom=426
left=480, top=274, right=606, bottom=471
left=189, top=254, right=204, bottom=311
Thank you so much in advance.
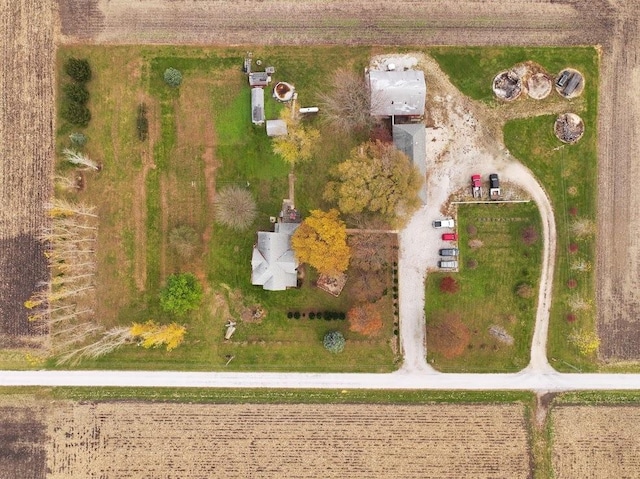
left=393, top=123, right=427, bottom=204
left=369, top=70, right=426, bottom=117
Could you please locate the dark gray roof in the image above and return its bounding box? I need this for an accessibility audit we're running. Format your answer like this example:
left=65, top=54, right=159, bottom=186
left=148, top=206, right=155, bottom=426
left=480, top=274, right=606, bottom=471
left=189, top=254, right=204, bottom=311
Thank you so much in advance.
left=393, top=123, right=427, bottom=203
left=369, top=70, right=426, bottom=117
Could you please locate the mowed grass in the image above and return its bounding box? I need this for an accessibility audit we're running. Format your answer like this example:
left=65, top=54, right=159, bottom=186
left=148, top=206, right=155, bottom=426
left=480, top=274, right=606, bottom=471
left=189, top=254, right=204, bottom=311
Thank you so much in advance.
left=430, top=47, right=599, bottom=372
left=53, top=45, right=397, bottom=372
left=425, top=202, right=542, bottom=372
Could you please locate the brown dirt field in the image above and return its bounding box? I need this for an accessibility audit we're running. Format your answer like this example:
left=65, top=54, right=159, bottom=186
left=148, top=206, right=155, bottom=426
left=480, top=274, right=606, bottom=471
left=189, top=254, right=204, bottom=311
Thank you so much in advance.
left=0, top=402, right=47, bottom=479
left=0, top=1, right=54, bottom=348
left=47, top=402, right=530, bottom=478
left=552, top=405, right=640, bottom=478
left=57, top=0, right=612, bottom=47
left=595, top=2, right=640, bottom=360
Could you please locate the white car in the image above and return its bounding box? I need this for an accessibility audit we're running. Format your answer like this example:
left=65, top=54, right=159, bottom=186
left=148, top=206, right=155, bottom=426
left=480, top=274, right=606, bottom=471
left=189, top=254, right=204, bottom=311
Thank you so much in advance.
left=432, top=218, right=455, bottom=228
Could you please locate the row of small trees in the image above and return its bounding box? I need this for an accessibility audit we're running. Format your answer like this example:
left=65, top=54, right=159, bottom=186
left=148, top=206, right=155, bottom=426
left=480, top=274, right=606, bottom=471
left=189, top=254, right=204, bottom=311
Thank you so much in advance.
left=61, top=58, right=92, bottom=127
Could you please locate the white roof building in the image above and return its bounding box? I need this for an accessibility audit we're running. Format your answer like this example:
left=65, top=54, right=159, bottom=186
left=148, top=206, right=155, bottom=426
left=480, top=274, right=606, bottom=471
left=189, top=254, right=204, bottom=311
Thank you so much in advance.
left=251, top=88, right=265, bottom=125
left=251, top=222, right=300, bottom=291
left=266, top=119, right=288, bottom=137
left=368, top=70, right=426, bottom=117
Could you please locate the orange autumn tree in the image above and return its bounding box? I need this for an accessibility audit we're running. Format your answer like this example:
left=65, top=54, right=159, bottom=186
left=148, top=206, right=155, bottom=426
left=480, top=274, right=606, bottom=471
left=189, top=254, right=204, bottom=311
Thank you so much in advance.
left=348, top=303, right=383, bottom=336
left=291, top=209, right=351, bottom=276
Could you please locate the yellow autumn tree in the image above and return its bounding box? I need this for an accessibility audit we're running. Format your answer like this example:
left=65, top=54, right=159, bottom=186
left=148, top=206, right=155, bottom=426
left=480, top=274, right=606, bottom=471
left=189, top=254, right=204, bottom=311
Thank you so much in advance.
left=130, top=320, right=186, bottom=351
left=272, top=107, right=320, bottom=167
left=291, top=209, right=351, bottom=276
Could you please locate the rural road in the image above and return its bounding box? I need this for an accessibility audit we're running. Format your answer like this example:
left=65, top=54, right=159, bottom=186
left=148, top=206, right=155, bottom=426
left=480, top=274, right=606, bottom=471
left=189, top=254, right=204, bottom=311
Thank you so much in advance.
left=3, top=369, right=640, bottom=392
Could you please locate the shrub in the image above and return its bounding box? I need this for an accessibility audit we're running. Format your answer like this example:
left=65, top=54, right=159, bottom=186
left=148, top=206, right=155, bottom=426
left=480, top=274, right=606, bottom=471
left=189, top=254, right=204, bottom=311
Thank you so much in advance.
left=214, top=186, right=257, bottom=231
left=63, top=83, right=89, bottom=105
left=316, top=312, right=323, bottom=319
left=567, top=279, right=578, bottom=289
left=566, top=313, right=577, bottom=323
left=69, top=132, right=87, bottom=147
left=137, top=103, right=149, bottom=141
left=516, top=283, right=534, bottom=299
left=159, top=273, right=203, bottom=316
left=568, top=329, right=600, bottom=356
left=164, top=67, right=183, bottom=87
left=569, top=206, right=578, bottom=216
left=521, top=225, right=539, bottom=246
left=287, top=312, right=293, bottom=319
left=568, top=243, right=579, bottom=254
left=62, top=101, right=91, bottom=127
left=466, top=259, right=478, bottom=270
left=168, top=225, right=198, bottom=260
left=309, top=312, right=315, bottom=320
left=65, top=58, right=92, bottom=83
left=323, top=331, right=345, bottom=353
left=439, top=276, right=459, bottom=294
left=427, top=314, right=470, bottom=359
left=466, top=224, right=477, bottom=236
left=293, top=312, right=300, bottom=319
left=348, top=303, right=383, bottom=336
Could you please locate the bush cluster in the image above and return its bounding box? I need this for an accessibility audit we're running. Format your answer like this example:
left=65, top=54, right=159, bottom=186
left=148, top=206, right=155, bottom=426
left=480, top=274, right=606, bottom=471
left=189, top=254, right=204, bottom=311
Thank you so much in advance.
left=164, top=67, right=183, bottom=87
left=287, top=311, right=345, bottom=320
left=62, top=57, right=92, bottom=127
left=323, top=331, right=346, bottom=354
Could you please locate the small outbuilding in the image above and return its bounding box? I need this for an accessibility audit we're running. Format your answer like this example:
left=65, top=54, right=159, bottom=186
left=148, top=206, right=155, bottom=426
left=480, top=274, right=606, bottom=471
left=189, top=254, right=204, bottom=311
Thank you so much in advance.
left=251, top=88, right=265, bottom=125
left=368, top=70, right=426, bottom=117
left=266, top=119, right=288, bottom=137
left=249, top=72, right=270, bottom=87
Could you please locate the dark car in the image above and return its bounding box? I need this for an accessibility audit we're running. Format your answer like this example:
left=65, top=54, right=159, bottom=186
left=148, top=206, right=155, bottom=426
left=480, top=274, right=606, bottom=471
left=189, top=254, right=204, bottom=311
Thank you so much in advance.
left=439, top=248, right=459, bottom=257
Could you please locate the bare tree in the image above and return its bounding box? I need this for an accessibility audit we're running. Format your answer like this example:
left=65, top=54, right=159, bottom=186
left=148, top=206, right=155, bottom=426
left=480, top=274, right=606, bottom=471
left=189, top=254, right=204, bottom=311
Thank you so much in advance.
left=56, top=326, right=132, bottom=366
left=54, top=174, right=81, bottom=192
left=214, top=186, right=257, bottom=231
left=63, top=148, right=100, bottom=171
left=318, top=68, right=382, bottom=133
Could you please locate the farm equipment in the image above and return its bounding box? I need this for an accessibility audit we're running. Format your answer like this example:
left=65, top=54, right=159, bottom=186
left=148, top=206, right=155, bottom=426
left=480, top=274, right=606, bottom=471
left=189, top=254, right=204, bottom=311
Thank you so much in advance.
left=471, top=174, right=482, bottom=198
left=489, top=173, right=501, bottom=200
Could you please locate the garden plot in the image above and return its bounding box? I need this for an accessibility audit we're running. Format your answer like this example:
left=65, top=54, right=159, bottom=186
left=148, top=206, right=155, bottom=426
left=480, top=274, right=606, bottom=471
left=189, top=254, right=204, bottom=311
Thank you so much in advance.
left=48, top=402, right=530, bottom=479
left=552, top=405, right=640, bottom=479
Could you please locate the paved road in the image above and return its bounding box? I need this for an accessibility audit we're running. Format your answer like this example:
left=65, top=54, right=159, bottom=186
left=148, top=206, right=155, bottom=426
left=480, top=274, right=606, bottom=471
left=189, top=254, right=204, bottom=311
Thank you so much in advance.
left=3, top=369, right=640, bottom=392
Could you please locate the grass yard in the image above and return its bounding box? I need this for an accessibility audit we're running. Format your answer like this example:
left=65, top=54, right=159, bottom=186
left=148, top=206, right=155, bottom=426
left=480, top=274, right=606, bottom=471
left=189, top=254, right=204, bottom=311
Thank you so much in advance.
left=52, top=45, right=396, bottom=372
left=431, top=47, right=599, bottom=372
left=425, top=202, right=542, bottom=372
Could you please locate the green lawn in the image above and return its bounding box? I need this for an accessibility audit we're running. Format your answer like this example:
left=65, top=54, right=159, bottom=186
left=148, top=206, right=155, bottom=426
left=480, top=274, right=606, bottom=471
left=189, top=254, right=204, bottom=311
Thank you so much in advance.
left=425, top=202, right=542, bottom=372
left=430, top=47, right=600, bottom=371
left=49, top=45, right=397, bottom=372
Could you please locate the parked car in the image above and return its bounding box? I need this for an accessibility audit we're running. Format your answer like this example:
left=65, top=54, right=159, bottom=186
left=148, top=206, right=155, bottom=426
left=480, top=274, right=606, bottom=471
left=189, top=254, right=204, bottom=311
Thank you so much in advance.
left=439, top=248, right=459, bottom=257
left=471, top=174, right=482, bottom=198
left=442, top=233, right=458, bottom=241
left=489, top=173, right=501, bottom=200
left=433, top=218, right=455, bottom=228
left=438, top=260, right=458, bottom=269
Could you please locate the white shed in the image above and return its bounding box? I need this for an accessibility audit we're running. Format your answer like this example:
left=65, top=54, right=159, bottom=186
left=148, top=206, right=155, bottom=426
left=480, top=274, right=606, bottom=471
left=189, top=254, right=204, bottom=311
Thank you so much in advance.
left=266, top=119, right=288, bottom=137
left=251, top=88, right=265, bottom=125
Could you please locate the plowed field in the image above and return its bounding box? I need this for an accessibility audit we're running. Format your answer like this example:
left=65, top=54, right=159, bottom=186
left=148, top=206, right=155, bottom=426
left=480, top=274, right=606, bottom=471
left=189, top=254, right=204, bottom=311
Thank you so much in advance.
left=0, top=0, right=53, bottom=347
left=48, top=402, right=530, bottom=478
left=552, top=405, right=640, bottom=478
left=0, top=402, right=47, bottom=479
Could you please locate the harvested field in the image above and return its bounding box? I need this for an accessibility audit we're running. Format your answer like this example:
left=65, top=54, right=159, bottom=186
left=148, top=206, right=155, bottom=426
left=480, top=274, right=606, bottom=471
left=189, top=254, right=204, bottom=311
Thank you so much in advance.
left=596, top=2, right=640, bottom=360
left=57, top=0, right=612, bottom=46
left=0, top=403, right=47, bottom=479
left=552, top=405, right=640, bottom=478
left=0, top=1, right=54, bottom=349
left=48, top=402, right=530, bottom=478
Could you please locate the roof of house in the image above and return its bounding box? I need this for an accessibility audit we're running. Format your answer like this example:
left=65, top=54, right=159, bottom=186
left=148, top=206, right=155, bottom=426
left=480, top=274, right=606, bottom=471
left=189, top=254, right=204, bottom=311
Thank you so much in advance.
left=266, top=119, right=288, bottom=137
left=369, top=70, right=426, bottom=117
left=393, top=123, right=427, bottom=204
left=249, top=72, right=269, bottom=87
left=251, top=223, right=300, bottom=291
left=251, top=87, right=265, bottom=125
